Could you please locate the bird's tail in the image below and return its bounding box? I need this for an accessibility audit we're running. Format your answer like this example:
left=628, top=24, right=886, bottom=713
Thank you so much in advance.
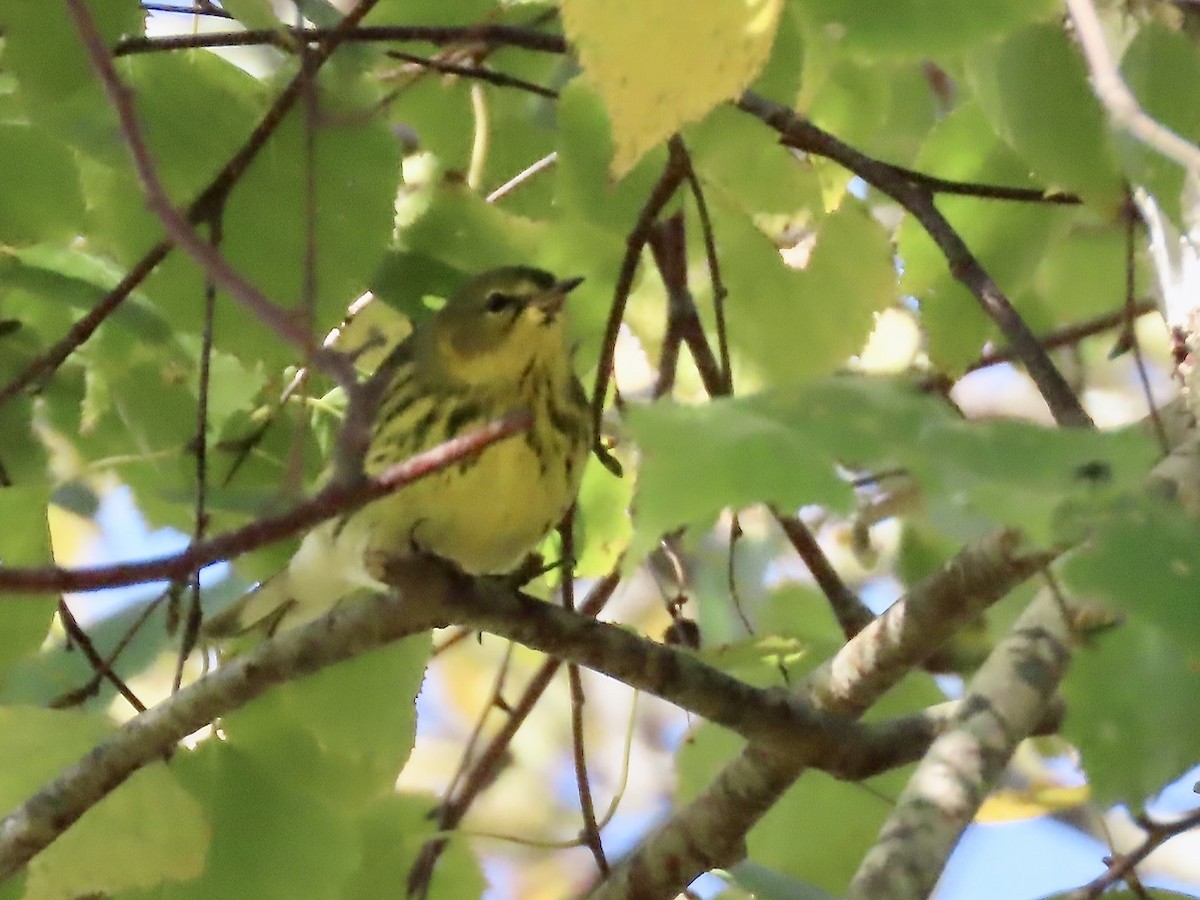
left=202, top=570, right=297, bottom=641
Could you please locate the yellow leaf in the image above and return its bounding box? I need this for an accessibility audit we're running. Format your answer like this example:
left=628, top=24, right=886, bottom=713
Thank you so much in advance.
left=562, top=0, right=783, bottom=178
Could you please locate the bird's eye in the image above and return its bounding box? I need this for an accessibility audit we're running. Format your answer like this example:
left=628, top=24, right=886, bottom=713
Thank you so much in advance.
left=485, top=291, right=520, bottom=314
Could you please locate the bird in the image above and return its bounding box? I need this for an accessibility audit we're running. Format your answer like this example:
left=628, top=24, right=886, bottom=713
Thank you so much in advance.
left=203, top=266, right=592, bottom=639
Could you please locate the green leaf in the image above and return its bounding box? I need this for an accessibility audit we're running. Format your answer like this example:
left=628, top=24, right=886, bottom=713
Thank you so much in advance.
left=0, top=0, right=143, bottom=101
left=626, top=379, right=932, bottom=557
left=897, top=103, right=1074, bottom=373
left=795, top=0, right=1059, bottom=59
left=402, top=184, right=544, bottom=272
left=722, top=862, right=837, bottom=900
left=677, top=674, right=939, bottom=892
left=573, top=456, right=633, bottom=577
left=0, top=707, right=208, bottom=899
left=554, top=78, right=674, bottom=233
left=0, top=125, right=86, bottom=244
left=966, top=24, right=1122, bottom=212
left=221, top=636, right=432, bottom=804
left=344, top=794, right=485, bottom=900
left=718, top=200, right=896, bottom=385
left=1018, top=225, right=1128, bottom=331
left=685, top=105, right=823, bottom=216
left=1062, top=620, right=1200, bottom=805
left=1118, top=23, right=1200, bottom=225
left=92, top=54, right=402, bottom=369
left=1058, top=494, right=1200, bottom=801
left=0, top=489, right=55, bottom=681
left=627, top=378, right=1154, bottom=559
left=163, top=742, right=357, bottom=900
left=1061, top=494, right=1200, bottom=657
left=561, top=0, right=783, bottom=176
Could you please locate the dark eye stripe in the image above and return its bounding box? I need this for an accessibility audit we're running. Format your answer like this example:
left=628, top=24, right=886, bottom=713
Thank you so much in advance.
left=485, top=291, right=522, bottom=314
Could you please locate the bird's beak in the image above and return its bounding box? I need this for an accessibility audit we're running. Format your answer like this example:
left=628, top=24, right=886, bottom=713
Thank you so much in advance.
left=536, top=276, right=584, bottom=318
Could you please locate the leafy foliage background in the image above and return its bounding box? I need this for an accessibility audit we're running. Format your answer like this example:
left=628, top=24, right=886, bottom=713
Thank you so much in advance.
left=0, top=0, right=1198, bottom=898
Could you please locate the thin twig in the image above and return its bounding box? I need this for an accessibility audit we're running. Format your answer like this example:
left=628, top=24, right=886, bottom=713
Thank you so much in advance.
left=646, top=209, right=727, bottom=398
left=560, top=511, right=608, bottom=875
left=407, top=571, right=621, bottom=897
left=0, top=246, right=169, bottom=405
left=589, top=139, right=689, bottom=441
left=140, top=3, right=233, bottom=18
left=677, top=140, right=733, bottom=393
left=114, top=24, right=570, bottom=56
left=1067, top=0, right=1200, bottom=173
left=56, top=600, right=147, bottom=713
left=486, top=152, right=558, bottom=203
left=385, top=50, right=558, bottom=98
left=67, top=0, right=356, bottom=390
left=50, top=592, right=169, bottom=709
left=174, top=213, right=223, bottom=693
left=2, top=0, right=384, bottom=410
left=918, top=299, right=1159, bottom=389
left=737, top=91, right=1094, bottom=430
left=772, top=508, right=874, bottom=639
left=439, top=641, right=515, bottom=819
left=1123, top=195, right=1170, bottom=454
left=878, top=162, right=1082, bottom=205
left=1071, top=805, right=1200, bottom=899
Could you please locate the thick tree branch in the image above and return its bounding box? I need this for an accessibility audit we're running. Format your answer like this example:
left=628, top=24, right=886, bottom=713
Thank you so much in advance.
left=590, top=530, right=1051, bottom=899
left=0, top=553, right=952, bottom=884
left=846, top=589, right=1072, bottom=900
left=0, top=590, right=445, bottom=882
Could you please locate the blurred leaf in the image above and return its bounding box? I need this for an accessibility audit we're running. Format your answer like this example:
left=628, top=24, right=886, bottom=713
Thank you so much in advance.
left=221, top=636, right=432, bottom=805
left=573, top=456, right=633, bottom=576
left=0, top=0, right=142, bottom=101
left=1118, top=23, right=1200, bottom=226
left=1019, top=225, right=1129, bottom=331
left=0, top=126, right=85, bottom=244
left=0, top=489, right=55, bottom=681
left=721, top=862, right=837, bottom=900
left=898, top=103, right=1074, bottom=373
left=554, top=78, right=674, bottom=233
left=628, top=379, right=1154, bottom=559
left=795, top=0, right=1058, bottom=59
left=1059, top=494, right=1200, bottom=802
left=344, top=793, right=485, bottom=900
left=686, top=106, right=823, bottom=216
left=93, top=54, right=401, bottom=370
left=164, top=742, right=356, bottom=900
left=677, top=674, right=939, bottom=892
left=0, top=707, right=207, bottom=899
left=562, top=0, right=783, bottom=176
left=967, top=24, right=1122, bottom=212
left=720, top=200, right=896, bottom=384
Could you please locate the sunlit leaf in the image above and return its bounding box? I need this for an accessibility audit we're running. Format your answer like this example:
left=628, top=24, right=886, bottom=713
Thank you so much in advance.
left=562, top=0, right=783, bottom=176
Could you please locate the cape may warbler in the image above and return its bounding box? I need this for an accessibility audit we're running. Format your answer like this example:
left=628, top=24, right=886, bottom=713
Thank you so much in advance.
left=205, top=266, right=592, bottom=637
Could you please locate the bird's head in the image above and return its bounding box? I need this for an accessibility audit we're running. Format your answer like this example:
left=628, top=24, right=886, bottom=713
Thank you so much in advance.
left=427, top=266, right=584, bottom=385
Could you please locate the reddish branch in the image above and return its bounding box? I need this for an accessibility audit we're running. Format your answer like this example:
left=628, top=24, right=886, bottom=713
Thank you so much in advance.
left=0, top=414, right=530, bottom=595
left=66, top=0, right=357, bottom=390
left=0, top=0, right=383, bottom=407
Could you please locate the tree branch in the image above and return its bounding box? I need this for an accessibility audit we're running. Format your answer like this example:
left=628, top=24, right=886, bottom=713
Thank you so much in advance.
left=846, top=589, right=1072, bottom=899
left=0, top=414, right=530, bottom=594
left=589, top=530, right=1052, bottom=899
left=735, top=91, right=1095, bottom=430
